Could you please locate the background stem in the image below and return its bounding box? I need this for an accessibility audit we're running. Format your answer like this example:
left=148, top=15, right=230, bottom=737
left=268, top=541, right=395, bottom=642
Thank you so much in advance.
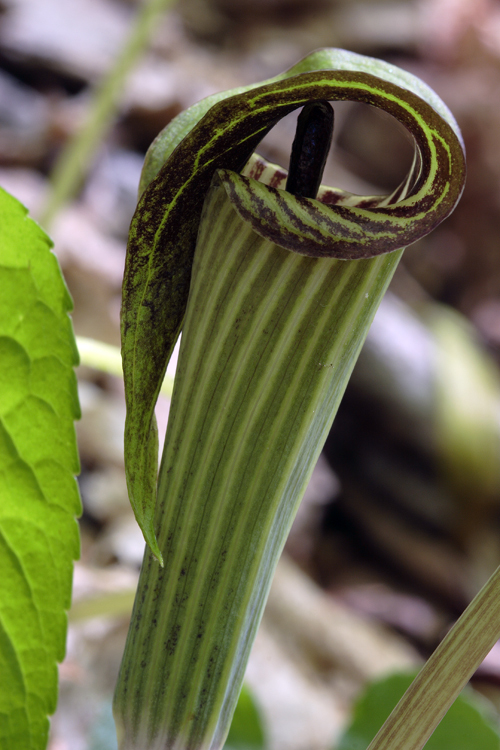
left=367, top=564, right=500, bottom=750
left=76, top=336, right=174, bottom=398
left=40, top=0, right=176, bottom=228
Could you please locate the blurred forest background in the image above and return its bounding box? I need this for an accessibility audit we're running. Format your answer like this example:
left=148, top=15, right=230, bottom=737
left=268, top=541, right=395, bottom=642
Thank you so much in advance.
left=2, top=0, right=500, bottom=747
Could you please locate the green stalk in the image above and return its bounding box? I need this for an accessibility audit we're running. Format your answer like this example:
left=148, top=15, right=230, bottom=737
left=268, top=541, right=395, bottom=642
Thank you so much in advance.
left=76, top=336, right=174, bottom=398
left=40, top=0, right=176, bottom=227
left=114, top=49, right=466, bottom=750
left=367, top=564, right=500, bottom=750
left=114, top=179, right=401, bottom=750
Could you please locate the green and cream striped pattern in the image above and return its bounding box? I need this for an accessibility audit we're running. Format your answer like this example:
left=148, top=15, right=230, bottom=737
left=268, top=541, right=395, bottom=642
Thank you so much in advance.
left=115, top=181, right=402, bottom=750
left=115, top=48, right=466, bottom=750
left=121, top=49, right=466, bottom=561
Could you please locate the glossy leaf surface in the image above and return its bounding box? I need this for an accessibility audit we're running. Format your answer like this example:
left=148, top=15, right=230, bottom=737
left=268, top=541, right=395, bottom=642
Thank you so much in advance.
left=0, top=188, right=81, bottom=749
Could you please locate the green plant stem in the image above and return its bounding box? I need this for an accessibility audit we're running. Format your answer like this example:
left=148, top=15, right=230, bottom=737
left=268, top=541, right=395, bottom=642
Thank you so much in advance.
left=113, top=180, right=401, bottom=750
left=40, top=0, right=176, bottom=228
left=76, top=336, right=174, bottom=398
left=367, top=564, right=500, bottom=750
left=69, top=589, right=136, bottom=623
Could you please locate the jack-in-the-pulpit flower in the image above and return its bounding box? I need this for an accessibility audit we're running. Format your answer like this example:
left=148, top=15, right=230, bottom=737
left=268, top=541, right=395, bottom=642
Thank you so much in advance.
left=115, top=49, right=465, bottom=750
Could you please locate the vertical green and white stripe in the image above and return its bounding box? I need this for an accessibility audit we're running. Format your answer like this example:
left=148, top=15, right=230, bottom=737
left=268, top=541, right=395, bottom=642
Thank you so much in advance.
left=116, top=48, right=466, bottom=750
left=114, top=180, right=401, bottom=750
left=121, top=50, right=466, bottom=561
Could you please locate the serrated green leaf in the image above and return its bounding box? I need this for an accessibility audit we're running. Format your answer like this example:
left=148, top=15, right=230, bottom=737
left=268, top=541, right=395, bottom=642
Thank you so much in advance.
left=0, top=187, right=81, bottom=750
left=337, top=672, right=500, bottom=750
